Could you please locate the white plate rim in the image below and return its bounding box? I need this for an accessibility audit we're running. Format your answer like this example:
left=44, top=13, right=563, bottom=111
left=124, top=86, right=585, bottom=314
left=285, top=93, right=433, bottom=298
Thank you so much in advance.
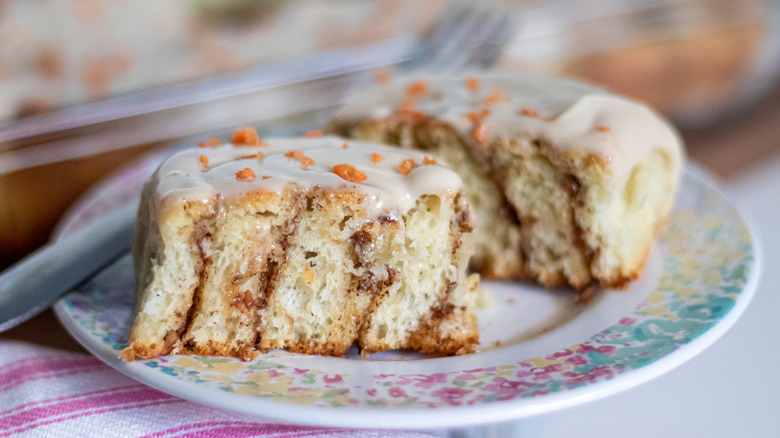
left=52, top=163, right=761, bottom=429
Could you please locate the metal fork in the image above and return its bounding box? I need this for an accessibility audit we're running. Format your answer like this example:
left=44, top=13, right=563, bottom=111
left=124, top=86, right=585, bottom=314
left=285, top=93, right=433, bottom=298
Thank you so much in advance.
left=0, top=1, right=512, bottom=175
left=405, top=1, right=512, bottom=74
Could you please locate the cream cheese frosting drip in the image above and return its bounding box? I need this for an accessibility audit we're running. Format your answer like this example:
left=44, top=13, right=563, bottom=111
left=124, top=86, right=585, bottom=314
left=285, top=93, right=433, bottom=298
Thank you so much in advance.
left=334, top=73, right=683, bottom=177
left=151, top=136, right=463, bottom=219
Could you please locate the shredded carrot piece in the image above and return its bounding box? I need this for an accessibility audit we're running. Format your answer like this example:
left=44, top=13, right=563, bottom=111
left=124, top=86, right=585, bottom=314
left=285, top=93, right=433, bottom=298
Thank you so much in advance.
left=285, top=150, right=304, bottom=160
left=262, top=175, right=271, bottom=180
left=597, top=125, right=611, bottom=132
left=406, top=81, right=428, bottom=97
left=484, top=90, right=501, bottom=105
left=374, top=68, right=391, bottom=84
left=232, top=128, right=267, bottom=146
left=395, top=81, right=430, bottom=122
left=398, top=97, right=428, bottom=122
left=198, top=138, right=223, bottom=148
left=465, top=108, right=490, bottom=122
left=521, top=108, right=539, bottom=118
left=399, top=159, right=415, bottom=175
left=240, top=151, right=265, bottom=161
left=400, top=109, right=427, bottom=123
left=199, top=155, right=209, bottom=165
left=372, top=153, right=384, bottom=163
left=342, top=142, right=349, bottom=149
left=396, top=96, right=427, bottom=122
left=285, top=150, right=315, bottom=168
left=398, top=96, right=416, bottom=113
left=235, top=167, right=256, bottom=180
left=422, top=156, right=438, bottom=165
left=466, top=76, right=480, bottom=91
left=473, top=123, right=488, bottom=143
left=305, top=129, right=323, bottom=138
left=333, top=164, right=367, bottom=182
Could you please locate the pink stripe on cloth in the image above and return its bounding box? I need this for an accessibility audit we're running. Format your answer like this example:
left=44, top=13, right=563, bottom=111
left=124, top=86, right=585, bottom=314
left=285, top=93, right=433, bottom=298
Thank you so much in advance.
left=1, top=398, right=182, bottom=437
left=0, top=354, right=99, bottom=376
left=0, top=356, right=50, bottom=371
left=0, top=342, right=433, bottom=438
left=143, top=421, right=316, bottom=438
left=0, top=356, right=103, bottom=391
left=174, top=425, right=356, bottom=438
left=0, top=385, right=138, bottom=417
left=0, top=355, right=91, bottom=382
left=142, top=421, right=429, bottom=438
left=0, top=387, right=176, bottom=431
left=141, top=421, right=252, bottom=438
left=143, top=421, right=365, bottom=438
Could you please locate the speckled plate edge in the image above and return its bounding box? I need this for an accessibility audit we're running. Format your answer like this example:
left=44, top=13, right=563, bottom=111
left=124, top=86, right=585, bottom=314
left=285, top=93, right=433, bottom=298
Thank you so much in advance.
left=53, top=157, right=761, bottom=429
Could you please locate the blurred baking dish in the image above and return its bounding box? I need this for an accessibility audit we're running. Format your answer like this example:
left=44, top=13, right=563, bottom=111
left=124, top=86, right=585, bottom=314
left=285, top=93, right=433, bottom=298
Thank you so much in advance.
left=497, top=0, right=780, bottom=126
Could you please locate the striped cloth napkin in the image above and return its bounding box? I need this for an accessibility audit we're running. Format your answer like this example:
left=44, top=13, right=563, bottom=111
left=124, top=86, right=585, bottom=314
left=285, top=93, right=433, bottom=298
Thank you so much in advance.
left=0, top=341, right=432, bottom=438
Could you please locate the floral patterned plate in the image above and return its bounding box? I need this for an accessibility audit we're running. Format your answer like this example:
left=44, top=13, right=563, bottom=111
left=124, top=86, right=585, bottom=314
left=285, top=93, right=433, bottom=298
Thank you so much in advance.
left=53, top=154, right=759, bottom=429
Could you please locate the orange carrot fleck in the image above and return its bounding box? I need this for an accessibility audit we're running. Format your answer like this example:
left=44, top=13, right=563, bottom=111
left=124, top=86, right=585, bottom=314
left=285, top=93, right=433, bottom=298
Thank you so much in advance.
left=333, top=164, right=367, bottom=182
left=465, top=108, right=490, bottom=123
left=400, top=109, right=428, bottom=123
left=235, top=167, right=256, bottom=180
left=285, top=150, right=315, bottom=168
left=466, top=76, right=480, bottom=91
left=342, top=142, right=349, bottom=149
left=262, top=175, right=271, bottom=180
left=398, top=96, right=416, bottom=113
left=374, top=68, right=391, bottom=84
left=399, top=159, right=415, bottom=175
left=285, top=150, right=304, bottom=160
left=305, top=129, right=323, bottom=138
left=396, top=95, right=427, bottom=122
left=422, top=156, right=438, bottom=165
left=198, top=137, right=223, bottom=148
left=239, top=151, right=265, bottom=161
left=199, top=155, right=209, bottom=166
left=473, top=123, right=488, bottom=143
left=484, top=90, right=501, bottom=105
left=232, top=128, right=266, bottom=146
left=372, top=153, right=384, bottom=163
left=521, top=108, right=539, bottom=118
left=406, top=81, right=428, bottom=97
left=597, top=125, right=611, bottom=132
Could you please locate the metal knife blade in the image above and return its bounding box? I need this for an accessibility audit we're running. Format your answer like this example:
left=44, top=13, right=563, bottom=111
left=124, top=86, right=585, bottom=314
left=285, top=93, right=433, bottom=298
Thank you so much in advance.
left=0, top=201, right=138, bottom=332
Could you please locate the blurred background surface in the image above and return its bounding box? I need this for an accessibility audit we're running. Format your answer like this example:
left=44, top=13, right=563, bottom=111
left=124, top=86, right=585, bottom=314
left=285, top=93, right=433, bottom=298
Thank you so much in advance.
left=1, top=0, right=779, bottom=269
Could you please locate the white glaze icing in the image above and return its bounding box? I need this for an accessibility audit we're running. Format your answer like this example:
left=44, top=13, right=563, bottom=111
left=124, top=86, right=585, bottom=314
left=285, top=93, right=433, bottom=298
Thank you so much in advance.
left=150, top=136, right=463, bottom=219
left=334, top=73, right=683, bottom=177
